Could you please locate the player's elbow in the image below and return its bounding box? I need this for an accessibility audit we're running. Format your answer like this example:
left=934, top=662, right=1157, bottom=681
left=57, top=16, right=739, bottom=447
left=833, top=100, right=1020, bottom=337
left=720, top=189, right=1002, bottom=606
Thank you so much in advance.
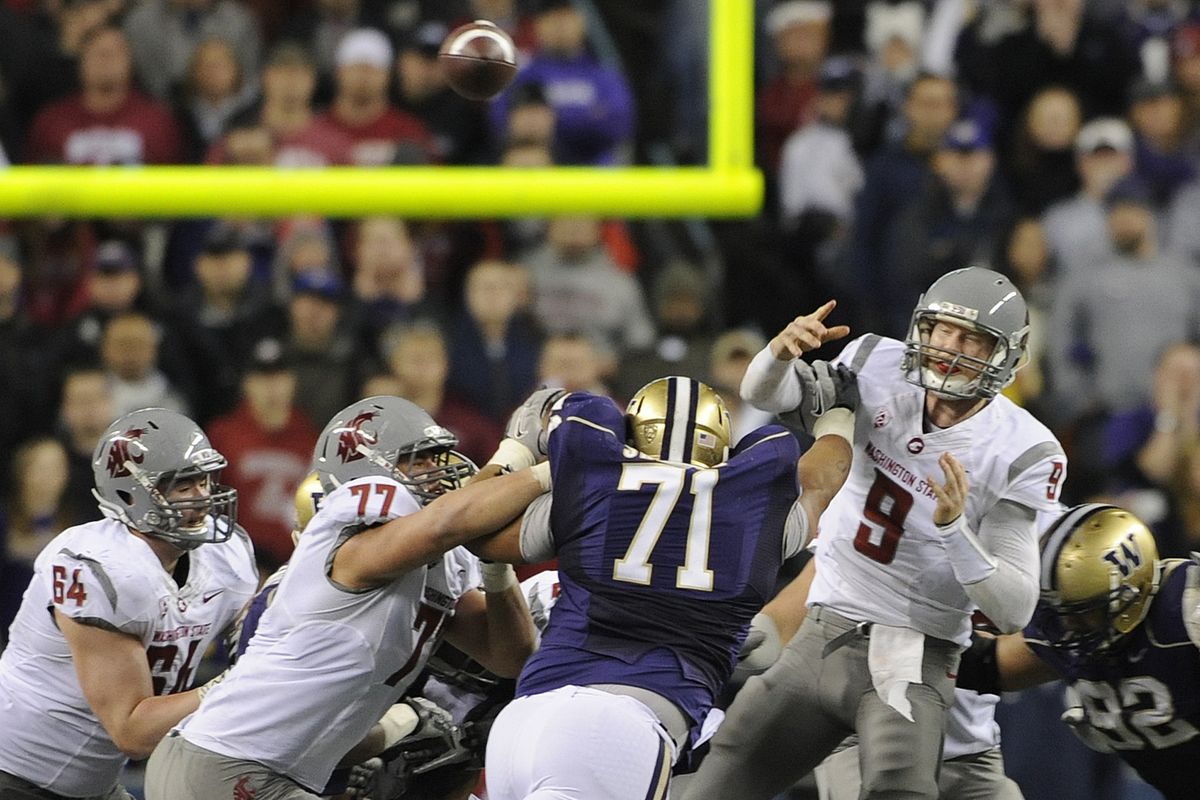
left=976, top=588, right=1037, bottom=635
left=111, top=730, right=156, bottom=761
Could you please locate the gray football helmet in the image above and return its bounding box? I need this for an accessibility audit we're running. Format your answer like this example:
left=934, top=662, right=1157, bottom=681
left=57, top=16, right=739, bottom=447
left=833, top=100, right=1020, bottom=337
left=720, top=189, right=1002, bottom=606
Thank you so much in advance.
left=92, top=408, right=238, bottom=549
left=312, top=396, right=476, bottom=504
left=901, top=266, right=1030, bottom=399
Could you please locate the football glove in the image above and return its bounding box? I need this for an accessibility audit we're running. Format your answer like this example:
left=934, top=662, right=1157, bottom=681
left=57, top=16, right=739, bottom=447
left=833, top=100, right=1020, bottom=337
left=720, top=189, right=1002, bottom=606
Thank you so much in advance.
left=505, top=388, right=567, bottom=459
left=785, top=361, right=860, bottom=436
left=730, top=613, right=782, bottom=687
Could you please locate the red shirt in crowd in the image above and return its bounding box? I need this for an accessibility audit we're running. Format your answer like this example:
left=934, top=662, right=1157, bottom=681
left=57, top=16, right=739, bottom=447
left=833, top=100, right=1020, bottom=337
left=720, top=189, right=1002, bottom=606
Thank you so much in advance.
left=207, top=403, right=320, bottom=571
left=24, top=92, right=184, bottom=164
left=317, top=107, right=437, bottom=166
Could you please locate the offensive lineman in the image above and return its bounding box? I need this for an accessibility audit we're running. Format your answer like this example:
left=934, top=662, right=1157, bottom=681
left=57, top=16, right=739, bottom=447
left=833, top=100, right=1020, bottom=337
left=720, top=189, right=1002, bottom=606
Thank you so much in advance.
left=0, top=408, right=258, bottom=800
left=145, top=395, right=541, bottom=800
left=685, top=268, right=1067, bottom=800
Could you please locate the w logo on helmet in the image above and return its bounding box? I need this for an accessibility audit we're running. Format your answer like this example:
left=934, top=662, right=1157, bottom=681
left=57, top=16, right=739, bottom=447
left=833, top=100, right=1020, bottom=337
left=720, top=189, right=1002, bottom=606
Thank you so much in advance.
left=106, top=428, right=146, bottom=477
left=336, top=411, right=380, bottom=463
left=1102, top=532, right=1145, bottom=578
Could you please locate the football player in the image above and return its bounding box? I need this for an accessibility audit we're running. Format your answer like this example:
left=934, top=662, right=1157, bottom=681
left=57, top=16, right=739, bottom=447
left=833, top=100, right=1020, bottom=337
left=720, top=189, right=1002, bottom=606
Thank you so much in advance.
left=0, top=408, right=258, bottom=800
left=475, top=346, right=862, bottom=798
left=685, top=268, right=1067, bottom=800
left=959, top=504, right=1200, bottom=800
left=144, top=395, right=543, bottom=800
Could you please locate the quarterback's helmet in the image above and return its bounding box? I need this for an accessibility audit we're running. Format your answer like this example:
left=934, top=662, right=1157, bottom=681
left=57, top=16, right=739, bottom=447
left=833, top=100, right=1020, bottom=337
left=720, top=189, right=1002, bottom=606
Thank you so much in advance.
left=92, top=408, right=238, bottom=549
left=1036, top=504, right=1159, bottom=656
left=626, top=377, right=732, bottom=468
left=902, top=266, right=1030, bottom=399
left=291, top=472, right=325, bottom=544
left=312, top=396, right=476, bottom=504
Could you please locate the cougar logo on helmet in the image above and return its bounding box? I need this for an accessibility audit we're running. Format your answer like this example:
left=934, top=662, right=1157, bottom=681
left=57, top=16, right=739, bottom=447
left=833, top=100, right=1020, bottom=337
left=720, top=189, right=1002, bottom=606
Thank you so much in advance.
left=106, top=428, right=146, bottom=478
left=336, top=411, right=379, bottom=463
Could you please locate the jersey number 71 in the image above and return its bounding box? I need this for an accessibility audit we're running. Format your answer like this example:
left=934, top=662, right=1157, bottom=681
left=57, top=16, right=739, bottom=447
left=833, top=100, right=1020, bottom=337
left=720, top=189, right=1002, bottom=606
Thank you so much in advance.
left=611, top=463, right=718, bottom=591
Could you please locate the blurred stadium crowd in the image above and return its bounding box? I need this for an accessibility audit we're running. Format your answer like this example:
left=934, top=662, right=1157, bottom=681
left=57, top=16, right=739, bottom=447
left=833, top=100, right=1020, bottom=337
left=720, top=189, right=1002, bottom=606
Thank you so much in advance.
left=2, top=2, right=1200, bottom=796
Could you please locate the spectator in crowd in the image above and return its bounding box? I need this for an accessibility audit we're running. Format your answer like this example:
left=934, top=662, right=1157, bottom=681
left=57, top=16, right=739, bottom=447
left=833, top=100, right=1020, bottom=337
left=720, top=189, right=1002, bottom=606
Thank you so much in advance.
left=3, top=437, right=72, bottom=569
left=286, top=270, right=360, bottom=430
left=616, top=259, right=715, bottom=400
left=757, top=1, right=831, bottom=171
left=0, top=0, right=119, bottom=137
left=999, top=216, right=1056, bottom=413
left=174, top=36, right=256, bottom=162
left=857, top=0, right=926, bottom=152
left=24, top=25, right=184, bottom=164
left=18, top=220, right=98, bottom=328
left=888, top=117, right=1015, bottom=334
left=847, top=72, right=958, bottom=333
left=1104, top=342, right=1200, bottom=521
left=707, top=327, right=774, bottom=443
left=0, top=437, right=73, bottom=639
left=351, top=215, right=438, bottom=355
left=525, top=215, right=655, bottom=356
left=1115, top=0, right=1198, bottom=83
left=395, top=20, right=490, bottom=165
left=537, top=331, right=612, bottom=397
left=210, top=118, right=276, bottom=165
left=447, top=259, right=542, bottom=424
left=275, top=0, right=391, bottom=90
left=778, top=55, right=864, bottom=246
left=318, top=28, right=436, bottom=166
left=491, top=0, right=635, bottom=165
left=269, top=216, right=342, bottom=302
left=214, top=41, right=352, bottom=167
left=1129, top=77, right=1197, bottom=204
left=100, top=312, right=191, bottom=418
left=207, top=337, right=318, bottom=572
left=957, top=0, right=1138, bottom=134
left=1006, top=85, right=1083, bottom=214
left=1172, top=22, right=1200, bottom=143
left=54, top=365, right=113, bottom=528
left=501, top=81, right=557, bottom=156
left=1048, top=177, right=1200, bottom=427
left=384, top=322, right=502, bottom=466
left=0, top=232, right=48, bottom=488
left=1042, top=117, right=1134, bottom=278
left=123, top=0, right=261, bottom=101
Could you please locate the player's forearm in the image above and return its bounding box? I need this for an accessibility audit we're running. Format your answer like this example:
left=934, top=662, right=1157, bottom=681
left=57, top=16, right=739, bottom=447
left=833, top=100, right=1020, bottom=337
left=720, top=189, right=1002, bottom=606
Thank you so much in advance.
left=117, top=690, right=201, bottom=759
left=797, top=435, right=852, bottom=523
left=761, top=557, right=817, bottom=643
left=741, top=346, right=804, bottom=412
left=472, top=582, right=538, bottom=678
left=941, top=502, right=1040, bottom=633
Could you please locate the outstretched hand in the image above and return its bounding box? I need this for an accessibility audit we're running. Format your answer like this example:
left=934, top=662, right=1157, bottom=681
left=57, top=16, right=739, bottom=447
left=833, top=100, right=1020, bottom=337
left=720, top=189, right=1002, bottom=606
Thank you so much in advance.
left=930, top=452, right=969, bottom=526
left=769, top=300, right=852, bottom=361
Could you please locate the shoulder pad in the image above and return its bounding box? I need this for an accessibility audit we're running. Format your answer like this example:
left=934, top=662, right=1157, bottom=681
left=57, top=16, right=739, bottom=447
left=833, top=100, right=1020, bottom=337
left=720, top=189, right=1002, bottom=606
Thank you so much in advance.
left=1182, top=557, right=1200, bottom=648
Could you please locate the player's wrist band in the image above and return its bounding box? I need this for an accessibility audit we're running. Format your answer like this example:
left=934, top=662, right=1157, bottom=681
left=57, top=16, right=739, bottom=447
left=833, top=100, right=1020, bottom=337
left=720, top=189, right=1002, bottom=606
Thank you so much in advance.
left=813, top=407, right=855, bottom=444
left=530, top=461, right=552, bottom=492
left=481, top=561, right=518, bottom=593
left=486, top=438, right=538, bottom=472
left=378, top=703, right=420, bottom=749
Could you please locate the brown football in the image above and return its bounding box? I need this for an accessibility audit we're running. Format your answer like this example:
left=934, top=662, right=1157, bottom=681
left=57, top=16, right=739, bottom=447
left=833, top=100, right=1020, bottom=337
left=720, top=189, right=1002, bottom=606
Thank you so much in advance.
left=438, top=20, right=518, bottom=101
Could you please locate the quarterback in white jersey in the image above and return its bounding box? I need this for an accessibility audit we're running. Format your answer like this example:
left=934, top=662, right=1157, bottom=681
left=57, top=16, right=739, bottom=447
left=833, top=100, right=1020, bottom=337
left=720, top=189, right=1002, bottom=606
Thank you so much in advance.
left=145, top=395, right=543, bottom=800
left=0, top=409, right=256, bottom=800
left=685, top=268, right=1066, bottom=800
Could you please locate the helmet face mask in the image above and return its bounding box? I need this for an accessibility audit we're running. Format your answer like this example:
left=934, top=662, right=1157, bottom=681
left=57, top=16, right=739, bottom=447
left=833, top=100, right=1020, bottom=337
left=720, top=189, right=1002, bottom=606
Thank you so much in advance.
left=1037, top=504, right=1159, bottom=657
left=902, top=267, right=1030, bottom=399
left=92, top=409, right=238, bottom=550
left=313, top=396, right=477, bottom=505
left=626, top=377, right=732, bottom=468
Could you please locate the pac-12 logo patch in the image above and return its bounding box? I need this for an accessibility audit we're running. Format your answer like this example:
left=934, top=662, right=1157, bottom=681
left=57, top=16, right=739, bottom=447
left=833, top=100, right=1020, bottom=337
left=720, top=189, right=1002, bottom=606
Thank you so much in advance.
left=873, top=409, right=891, bottom=429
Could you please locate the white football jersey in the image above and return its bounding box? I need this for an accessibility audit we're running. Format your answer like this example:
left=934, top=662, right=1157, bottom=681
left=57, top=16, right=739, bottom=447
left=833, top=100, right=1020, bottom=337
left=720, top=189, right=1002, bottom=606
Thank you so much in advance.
left=0, top=518, right=257, bottom=796
left=177, top=475, right=476, bottom=793
left=807, top=335, right=1066, bottom=645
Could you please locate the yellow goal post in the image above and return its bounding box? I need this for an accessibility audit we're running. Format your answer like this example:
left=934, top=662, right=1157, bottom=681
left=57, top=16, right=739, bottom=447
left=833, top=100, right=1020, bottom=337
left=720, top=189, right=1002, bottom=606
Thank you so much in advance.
left=0, top=0, right=760, bottom=219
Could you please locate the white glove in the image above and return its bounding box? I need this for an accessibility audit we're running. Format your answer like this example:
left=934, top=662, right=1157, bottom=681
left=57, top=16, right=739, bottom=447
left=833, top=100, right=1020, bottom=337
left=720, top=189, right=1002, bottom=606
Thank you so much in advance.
left=731, top=613, right=782, bottom=686
left=505, top=388, right=567, bottom=459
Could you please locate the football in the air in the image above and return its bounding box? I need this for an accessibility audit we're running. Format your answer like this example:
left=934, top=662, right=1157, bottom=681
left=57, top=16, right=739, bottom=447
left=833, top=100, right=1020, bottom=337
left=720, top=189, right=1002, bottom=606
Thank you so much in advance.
left=438, top=20, right=518, bottom=101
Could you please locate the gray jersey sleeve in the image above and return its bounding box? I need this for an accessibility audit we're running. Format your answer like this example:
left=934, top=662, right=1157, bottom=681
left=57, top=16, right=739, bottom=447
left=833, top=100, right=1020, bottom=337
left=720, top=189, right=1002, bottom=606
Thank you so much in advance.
left=519, top=493, right=556, bottom=563
left=943, top=499, right=1039, bottom=633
